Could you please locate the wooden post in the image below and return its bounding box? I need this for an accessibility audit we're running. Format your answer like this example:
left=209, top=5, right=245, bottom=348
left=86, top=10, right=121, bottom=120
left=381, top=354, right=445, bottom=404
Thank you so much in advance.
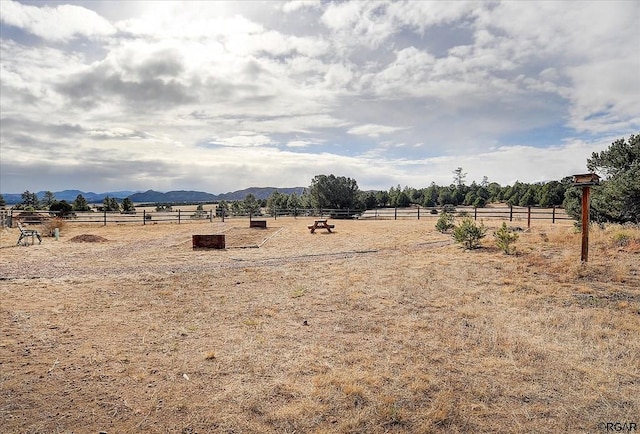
left=474, top=207, right=477, bottom=221
left=178, top=209, right=181, bottom=224
left=417, top=207, right=420, bottom=220
left=143, top=209, right=146, bottom=225
left=394, top=207, right=397, bottom=220
left=581, top=186, right=590, bottom=262
left=572, top=173, right=599, bottom=263
left=104, top=209, right=107, bottom=226
left=552, top=206, right=556, bottom=224
left=509, top=205, right=513, bottom=222
left=527, top=206, right=531, bottom=229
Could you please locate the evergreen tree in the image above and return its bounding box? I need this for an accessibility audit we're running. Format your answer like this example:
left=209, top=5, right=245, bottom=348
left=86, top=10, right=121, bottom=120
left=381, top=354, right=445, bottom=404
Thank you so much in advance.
left=73, top=194, right=90, bottom=211
left=565, top=134, right=639, bottom=223
left=42, top=191, right=56, bottom=208
left=121, top=198, right=136, bottom=213
left=20, top=190, right=40, bottom=209
left=242, top=194, right=261, bottom=216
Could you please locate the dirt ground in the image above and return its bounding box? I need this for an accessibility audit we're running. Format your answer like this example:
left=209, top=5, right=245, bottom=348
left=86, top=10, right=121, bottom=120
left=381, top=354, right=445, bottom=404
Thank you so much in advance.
left=1, top=216, right=638, bottom=433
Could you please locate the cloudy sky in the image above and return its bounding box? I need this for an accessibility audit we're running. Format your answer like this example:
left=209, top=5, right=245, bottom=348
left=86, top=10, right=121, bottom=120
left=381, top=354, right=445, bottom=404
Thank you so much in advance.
left=1, top=0, right=638, bottom=194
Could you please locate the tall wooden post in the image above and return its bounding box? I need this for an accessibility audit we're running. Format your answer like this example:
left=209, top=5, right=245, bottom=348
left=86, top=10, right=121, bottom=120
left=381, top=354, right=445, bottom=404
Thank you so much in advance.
left=572, top=173, right=600, bottom=263
left=581, top=185, right=590, bottom=262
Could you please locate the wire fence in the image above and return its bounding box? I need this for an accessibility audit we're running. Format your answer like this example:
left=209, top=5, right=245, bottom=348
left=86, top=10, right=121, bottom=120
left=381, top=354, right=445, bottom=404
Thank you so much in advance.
left=4, top=205, right=572, bottom=228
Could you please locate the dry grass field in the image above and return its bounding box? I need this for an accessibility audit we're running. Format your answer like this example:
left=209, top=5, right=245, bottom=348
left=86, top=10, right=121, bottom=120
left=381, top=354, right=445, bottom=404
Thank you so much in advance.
left=1, top=216, right=638, bottom=433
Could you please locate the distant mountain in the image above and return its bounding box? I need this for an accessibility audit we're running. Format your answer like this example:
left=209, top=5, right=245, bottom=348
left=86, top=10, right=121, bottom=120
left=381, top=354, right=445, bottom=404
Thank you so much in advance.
left=216, top=187, right=306, bottom=201
left=1, top=187, right=306, bottom=205
left=130, top=187, right=306, bottom=203
left=129, top=190, right=218, bottom=203
left=1, top=190, right=138, bottom=204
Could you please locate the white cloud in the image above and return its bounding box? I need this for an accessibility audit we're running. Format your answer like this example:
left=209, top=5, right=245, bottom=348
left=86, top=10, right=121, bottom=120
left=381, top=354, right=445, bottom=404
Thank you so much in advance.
left=0, top=1, right=638, bottom=194
left=286, top=139, right=313, bottom=148
left=0, top=0, right=115, bottom=41
left=209, top=134, right=274, bottom=148
left=348, top=124, right=407, bottom=138
left=282, top=0, right=322, bottom=14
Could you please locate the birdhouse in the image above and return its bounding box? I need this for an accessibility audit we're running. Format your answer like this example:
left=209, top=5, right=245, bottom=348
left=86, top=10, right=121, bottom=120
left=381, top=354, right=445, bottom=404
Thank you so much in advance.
left=572, top=173, right=600, bottom=186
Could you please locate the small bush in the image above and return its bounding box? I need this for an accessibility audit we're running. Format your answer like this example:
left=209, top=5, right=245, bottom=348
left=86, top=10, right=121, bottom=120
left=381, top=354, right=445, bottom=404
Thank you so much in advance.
left=435, top=212, right=455, bottom=233
left=42, top=217, right=67, bottom=236
left=612, top=231, right=631, bottom=247
left=494, top=222, right=519, bottom=254
left=453, top=217, right=486, bottom=249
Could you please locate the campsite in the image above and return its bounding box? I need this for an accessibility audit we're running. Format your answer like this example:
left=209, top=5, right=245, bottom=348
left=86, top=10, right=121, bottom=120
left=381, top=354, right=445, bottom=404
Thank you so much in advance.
left=1, top=216, right=638, bottom=433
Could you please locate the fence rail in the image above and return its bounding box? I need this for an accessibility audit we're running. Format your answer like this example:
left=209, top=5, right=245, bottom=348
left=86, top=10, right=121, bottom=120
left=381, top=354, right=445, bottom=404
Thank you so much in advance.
left=360, top=205, right=571, bottom=226
left=6, top=205, right=572, bottom=228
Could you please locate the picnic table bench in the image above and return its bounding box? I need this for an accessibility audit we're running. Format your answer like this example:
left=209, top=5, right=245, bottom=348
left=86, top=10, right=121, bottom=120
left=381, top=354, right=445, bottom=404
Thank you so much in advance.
left=308, top=219, right=335, bottom=233
left=17, top=222, right=42, bottom=246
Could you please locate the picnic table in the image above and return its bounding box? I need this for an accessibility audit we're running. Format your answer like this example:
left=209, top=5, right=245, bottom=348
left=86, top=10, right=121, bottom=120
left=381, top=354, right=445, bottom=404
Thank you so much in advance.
left=308, top=219, right=335, bottom=233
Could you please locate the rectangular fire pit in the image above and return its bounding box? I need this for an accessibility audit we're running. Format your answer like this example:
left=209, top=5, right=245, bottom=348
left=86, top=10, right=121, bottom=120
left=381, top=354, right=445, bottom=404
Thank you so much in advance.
left=249, top=220, right=267, bottom=228
left=192, top=234, right=225, bottom=249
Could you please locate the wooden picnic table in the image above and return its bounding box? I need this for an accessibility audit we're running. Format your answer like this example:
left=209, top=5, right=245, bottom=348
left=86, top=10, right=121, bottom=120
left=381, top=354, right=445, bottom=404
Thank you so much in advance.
left=308, top=219, right=335, bottom=233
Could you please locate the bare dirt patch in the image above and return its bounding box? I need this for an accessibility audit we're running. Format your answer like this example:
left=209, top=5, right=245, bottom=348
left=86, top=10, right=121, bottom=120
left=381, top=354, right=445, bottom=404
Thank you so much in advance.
left=69, top=234, right=109, bottom=243
left=0, top=217, right=638, bottom=433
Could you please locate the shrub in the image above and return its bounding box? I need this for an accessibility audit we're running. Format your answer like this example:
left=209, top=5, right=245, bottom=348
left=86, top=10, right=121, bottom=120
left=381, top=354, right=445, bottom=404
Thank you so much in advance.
left=612, top=231, right=632, bottom=247
left=453, top=217, right=486, bottom=249
left=494, top=222, right=519, bottom=254
left=435, top=211, right=455, bottom=233
left=42, top=217, right=67, bottom=236
left=50, top=200, right=74, bottom=218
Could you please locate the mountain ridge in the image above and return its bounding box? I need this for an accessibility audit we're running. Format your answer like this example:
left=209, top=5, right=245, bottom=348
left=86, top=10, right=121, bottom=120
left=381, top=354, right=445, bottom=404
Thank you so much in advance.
left=1, top=187, right=306, bottom=204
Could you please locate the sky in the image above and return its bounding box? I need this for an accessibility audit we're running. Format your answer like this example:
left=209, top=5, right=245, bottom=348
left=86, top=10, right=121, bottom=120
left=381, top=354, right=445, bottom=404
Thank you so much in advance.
left=1, top=0, right=639, bottom=194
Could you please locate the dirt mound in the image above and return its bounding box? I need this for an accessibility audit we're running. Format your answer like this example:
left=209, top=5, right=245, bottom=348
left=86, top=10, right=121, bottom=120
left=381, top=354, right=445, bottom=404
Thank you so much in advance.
left=69, top=234, right=108, bottom=243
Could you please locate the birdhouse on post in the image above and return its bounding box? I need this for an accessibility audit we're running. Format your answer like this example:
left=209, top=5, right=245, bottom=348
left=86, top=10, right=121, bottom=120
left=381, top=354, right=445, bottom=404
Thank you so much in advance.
left=572, top=173, right=600, bottom=262
left=573, top=173, right=600, bottom=186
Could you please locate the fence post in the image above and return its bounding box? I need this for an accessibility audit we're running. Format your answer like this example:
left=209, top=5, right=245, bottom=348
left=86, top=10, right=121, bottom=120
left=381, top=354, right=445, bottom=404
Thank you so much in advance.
left=178, top=209, right=181, bottom=224
left=552, top=206, right=556, bottom=224
left=527, top=206, right=531, bottom=228
left=474, top=207, right=477, bottom=221
left=417, top=207, right=420, bottom=220
left=394, top=207, right=397, bottom=220
left=509, top=205, right=513, bottom=222
left=104, top=209, right=107, bottom=226
left=210, top=209, right=213, bottom=222
left=143, top=209, right=146, bottom=225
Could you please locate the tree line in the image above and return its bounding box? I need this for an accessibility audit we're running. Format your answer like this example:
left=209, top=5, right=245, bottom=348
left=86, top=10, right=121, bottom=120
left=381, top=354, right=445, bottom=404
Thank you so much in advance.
left=2, top=135, right=637, bottom=224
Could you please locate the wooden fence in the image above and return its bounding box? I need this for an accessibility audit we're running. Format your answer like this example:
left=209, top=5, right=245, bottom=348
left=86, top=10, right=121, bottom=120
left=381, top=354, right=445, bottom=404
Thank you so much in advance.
left=0, top=210, right=9, bottom=228
left=6, top=205, right=572, bottom=228
left=359, top=205, right=571, bottom=227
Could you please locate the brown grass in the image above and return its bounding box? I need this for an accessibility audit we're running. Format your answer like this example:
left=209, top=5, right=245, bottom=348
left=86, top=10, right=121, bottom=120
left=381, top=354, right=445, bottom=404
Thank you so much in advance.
left=0, top=217, right=638, bottom=433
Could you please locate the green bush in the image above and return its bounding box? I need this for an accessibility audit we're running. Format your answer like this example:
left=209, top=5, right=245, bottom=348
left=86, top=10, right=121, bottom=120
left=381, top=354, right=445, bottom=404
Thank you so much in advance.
left=493, top=222, right=519, bottom=254
left=453, top=217, right=487, bottom=249
left=435, top=211, right=455, bottom=233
